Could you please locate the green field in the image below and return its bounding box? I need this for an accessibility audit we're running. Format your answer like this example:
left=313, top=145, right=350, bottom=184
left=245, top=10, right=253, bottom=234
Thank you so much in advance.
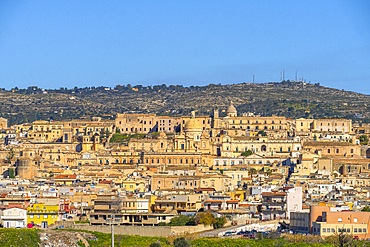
left=0, top=228, right=40, bottom=247
left=1, top=228, right=370, bottom=247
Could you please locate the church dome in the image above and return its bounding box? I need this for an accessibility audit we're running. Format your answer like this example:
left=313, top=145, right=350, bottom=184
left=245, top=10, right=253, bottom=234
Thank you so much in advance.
left=226, top=101, right=237, bottom=117
left=184, top=118, right=202, bottom=131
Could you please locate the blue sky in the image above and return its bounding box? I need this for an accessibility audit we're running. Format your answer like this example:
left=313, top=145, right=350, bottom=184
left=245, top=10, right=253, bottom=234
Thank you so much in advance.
left=0, top=1, right=369, bottom=93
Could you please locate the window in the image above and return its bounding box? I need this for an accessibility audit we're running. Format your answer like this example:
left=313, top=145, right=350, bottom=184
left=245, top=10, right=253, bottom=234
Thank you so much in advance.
left=323, top=228, right=326, bottom=233
left=354, top=228, right=358, bottom=233
left=29, top=215, right=34, bottom=219
left=44, top=215, right=48, bottom=219
left=354, top=218, right=358, bottom=223
left=338, top=217, right=342, bottom=222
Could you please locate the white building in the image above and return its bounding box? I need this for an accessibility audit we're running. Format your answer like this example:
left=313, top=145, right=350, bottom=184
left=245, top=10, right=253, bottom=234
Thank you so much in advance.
left=1, top=207, right=27, bottom=228
left=286, top=187, right=303, bottom=219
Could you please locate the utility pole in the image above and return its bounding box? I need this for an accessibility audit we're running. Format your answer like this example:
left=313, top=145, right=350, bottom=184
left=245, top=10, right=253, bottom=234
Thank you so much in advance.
left=111, top=214, right=114, bottom=247
left=252, top=74, right=255, bottom=84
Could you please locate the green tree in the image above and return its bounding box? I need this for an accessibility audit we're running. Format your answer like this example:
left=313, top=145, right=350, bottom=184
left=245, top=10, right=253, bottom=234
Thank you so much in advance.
left=168, top=215, right=195, bottom=226
left=8, top=168, right=15, bottom=178
left=213, top=216, right=226, bottom=229
left=241, top=150, right=253, bottom=157
left=325, top=230, right=354, bottom=247
left=257, top=130, right=267, bottom=136
left=249, top=168, right=258, bottom=178
left=173, top=237, right=190, bottom=247
left=5, top=148, right=15, bottom=164
left=359, top=135, right=369, bottom=145
left=362, top=206, right=370, bottom=212
left=195, top=212, right=214, bottom=226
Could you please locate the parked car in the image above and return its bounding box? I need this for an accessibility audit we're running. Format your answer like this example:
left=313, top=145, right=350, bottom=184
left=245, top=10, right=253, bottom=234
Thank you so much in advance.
left=244, top=232, right=257, bottom=239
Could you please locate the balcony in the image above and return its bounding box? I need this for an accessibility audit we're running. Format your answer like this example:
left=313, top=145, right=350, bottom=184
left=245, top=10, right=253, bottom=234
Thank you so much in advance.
left=260, top=205, right=286, bottom=211
left=1, top=215, right=26, bottom=220
left=262, top=201, right=286, bottom=206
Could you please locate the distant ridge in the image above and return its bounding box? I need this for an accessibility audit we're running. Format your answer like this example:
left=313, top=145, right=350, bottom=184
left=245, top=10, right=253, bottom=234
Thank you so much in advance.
left=1, top=81, right=369, bottom=125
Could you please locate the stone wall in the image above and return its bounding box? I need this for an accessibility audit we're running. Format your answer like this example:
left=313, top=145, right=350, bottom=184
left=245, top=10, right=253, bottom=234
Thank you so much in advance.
left=170, top=225, right=213, bottom=235
left=56, top=222, right=212, bottom=237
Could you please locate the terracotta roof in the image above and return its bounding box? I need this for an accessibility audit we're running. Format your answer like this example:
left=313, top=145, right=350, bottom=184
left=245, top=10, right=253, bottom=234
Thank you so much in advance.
left=261, top=192, right=286, bottom=197
left=204, top=200, right=222, bottom=203
left=194, top=188, right=215, bottom=192
left=226, top=200, right=239, bottom=203
left=54, top=174, right=77, bottom=180
left=99, top=179, right=112, bottom=184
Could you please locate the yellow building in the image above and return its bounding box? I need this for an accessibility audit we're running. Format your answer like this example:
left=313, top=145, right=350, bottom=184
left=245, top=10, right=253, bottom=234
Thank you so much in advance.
left=122, top=179, right=146, bottom=192
left=28, top=120, right=64, bottom=142
left=303, top=141, right=361, bottom=157
left=27, top=203, right=59, bottom=228
left=296, top=118, right=352, bottom=135
left=115, top=113, right=178, bottom=134
left=229, top=189, right=246, bottom=201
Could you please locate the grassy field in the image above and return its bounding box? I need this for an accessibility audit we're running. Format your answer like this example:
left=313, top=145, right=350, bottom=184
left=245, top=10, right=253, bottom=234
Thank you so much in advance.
left=85, top=232, right=370, bottom=247
left=0, top=228, right=40, bottom=247
left=87, top=232, right=172, bottom=247
left=2, top=228, right=370, bottom=247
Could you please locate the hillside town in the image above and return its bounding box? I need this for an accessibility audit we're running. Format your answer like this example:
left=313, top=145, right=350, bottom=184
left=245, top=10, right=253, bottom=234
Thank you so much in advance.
left=1, top=101, right=370, bottom=239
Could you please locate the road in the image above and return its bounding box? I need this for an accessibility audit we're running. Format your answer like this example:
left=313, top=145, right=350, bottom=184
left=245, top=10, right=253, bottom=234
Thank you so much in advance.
left=199, top=220, right=282, bottom=237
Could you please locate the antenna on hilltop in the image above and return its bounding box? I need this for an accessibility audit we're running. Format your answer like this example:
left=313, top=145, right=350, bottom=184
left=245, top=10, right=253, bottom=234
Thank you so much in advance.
left=253, top=74, right=255, bottom=83
left=295, top=70, right=298, bottom=81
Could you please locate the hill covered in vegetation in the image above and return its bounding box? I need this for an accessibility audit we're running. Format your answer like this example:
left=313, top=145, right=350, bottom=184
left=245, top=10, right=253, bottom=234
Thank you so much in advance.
left=2, top=81, right=369, bottom=125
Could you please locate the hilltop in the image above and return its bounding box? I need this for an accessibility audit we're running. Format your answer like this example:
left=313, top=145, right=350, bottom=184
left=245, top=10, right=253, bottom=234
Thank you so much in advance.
left=1, top=81, right=370, bottom=125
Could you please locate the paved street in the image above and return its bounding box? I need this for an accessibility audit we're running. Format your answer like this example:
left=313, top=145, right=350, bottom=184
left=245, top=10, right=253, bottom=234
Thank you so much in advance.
left=199, top=220, right=282, bottom=237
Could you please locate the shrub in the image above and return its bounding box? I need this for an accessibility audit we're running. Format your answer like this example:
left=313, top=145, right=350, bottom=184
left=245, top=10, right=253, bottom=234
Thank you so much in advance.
left=173, top=237, right=190, bottom=247
left=168, top=215, right=195, bottom=226
left=149, top=242, right=162, bottom=247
